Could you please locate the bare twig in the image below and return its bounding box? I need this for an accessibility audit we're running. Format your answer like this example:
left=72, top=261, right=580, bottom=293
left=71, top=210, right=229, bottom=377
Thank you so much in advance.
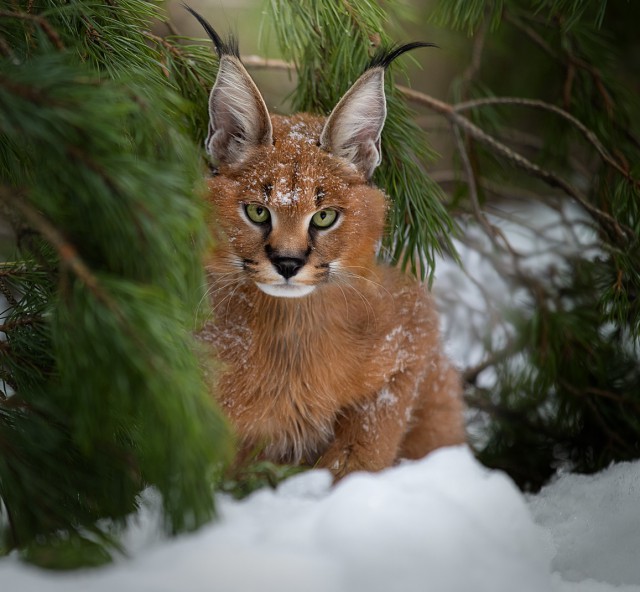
left=452, top=124, right=518, bottom=254
left=0, top=34, right=15, bottom=60
left=0, top=277, right=18, bottom=307
left=464, top=341, right=519, bottom=384
left=145, top=30, right=185, bottom=58
left=454, top=96, right=639, bottom=189
left=504, top=11, right=614, bottom=115
left=504, top=12, right=556, bottom=59
left=460, top=15, right=489, bottom=98
left=242, top=55, right=294, bottom=71
left=164, top=18, right=180, bottom=37
left=397, top=84, right=634, bottom=245
left=0, top=318, right=40, bottom=332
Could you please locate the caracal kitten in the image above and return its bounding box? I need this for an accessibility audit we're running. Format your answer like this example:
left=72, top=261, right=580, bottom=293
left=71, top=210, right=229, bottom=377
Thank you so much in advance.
left=189, top=8, right=465, bottom=479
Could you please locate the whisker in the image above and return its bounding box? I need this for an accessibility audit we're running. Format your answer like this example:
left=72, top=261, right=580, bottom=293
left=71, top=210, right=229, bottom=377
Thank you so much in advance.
left=211, top=276, right=244, bottom=313
left=338, top=265, right=392, bottom=296
left=331, top=273, right=377, bottom=324
left=222, top=279, right=245, bottom=318
left=196, top=270, right=246, bottom=325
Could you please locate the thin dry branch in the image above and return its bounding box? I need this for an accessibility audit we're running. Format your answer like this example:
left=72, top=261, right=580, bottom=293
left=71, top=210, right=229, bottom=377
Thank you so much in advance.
left=242, top=55, right=294, bottom=71
left=452, top=124, right=518, bottom=255
left=463, top=341, right=519, bottom=385
left=397, top=84, right=634, bottom=246
left=455, top=96, right=639, bottom=189
left=460, top=15, right=489, bottom=98
left=0, top=277, right=18, bottom=307
left=0, top=318, right=39, bottom=332
left=0, top=34, right=15, bottom=60
left=504, top=11, right=614, bottom=114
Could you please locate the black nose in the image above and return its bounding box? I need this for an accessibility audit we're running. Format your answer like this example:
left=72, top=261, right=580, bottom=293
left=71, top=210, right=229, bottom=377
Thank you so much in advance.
left=271, top=257, right=305, bottom=279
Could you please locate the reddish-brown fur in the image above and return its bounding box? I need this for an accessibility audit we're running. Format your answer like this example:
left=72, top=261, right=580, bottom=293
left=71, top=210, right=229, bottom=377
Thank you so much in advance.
left=196, top=114, right=465, bottom=478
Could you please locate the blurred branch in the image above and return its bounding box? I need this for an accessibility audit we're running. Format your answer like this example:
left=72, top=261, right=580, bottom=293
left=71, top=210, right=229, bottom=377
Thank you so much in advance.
left=0, top=186, right=99, bottom=294
left=0, top=277, right=19, bottom=307
left=0, top=10, right=64, bottom=50
left=0, top=318, right=39, bottom=332
left=242, top=55, right=294, bottom=70
left=452, top=125, right=518, bottom=255
left=463, top=342, right=519, bottom=385
left=459, top=14, right=489, bottom=98
left=504, top=11, right=614, bottom=114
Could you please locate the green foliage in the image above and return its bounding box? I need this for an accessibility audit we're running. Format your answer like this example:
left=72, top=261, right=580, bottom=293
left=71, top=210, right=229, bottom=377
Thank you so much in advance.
left=429, top=1, right=640, bottom=488
left=431, top=0, right=505, bottom=34
left=532, top=0, right=608, bottom=29
left=0, top=0, right=231, bottom=566
left=220, top=461, right=308, bottom=500
left=477, top=259, right=640, bottom=490
left=21, top=533, right=113, bottom=570
left=266, top=0, right=457, bottom=279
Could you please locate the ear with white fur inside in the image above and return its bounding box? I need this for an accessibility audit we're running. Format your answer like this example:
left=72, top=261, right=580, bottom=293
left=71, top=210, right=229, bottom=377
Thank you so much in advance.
left=320, top=42, right=436, bottom=180
left=185, top=6, right=272, bottom=167
left=319, top=68, right=386, bottom=180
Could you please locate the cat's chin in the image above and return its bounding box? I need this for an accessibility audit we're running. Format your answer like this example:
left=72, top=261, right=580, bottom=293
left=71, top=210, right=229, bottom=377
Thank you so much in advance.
left=256, top=283, right=316, bottom=298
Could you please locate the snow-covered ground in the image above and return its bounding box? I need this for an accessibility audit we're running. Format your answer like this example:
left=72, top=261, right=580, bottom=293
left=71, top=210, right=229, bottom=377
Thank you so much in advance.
left=3, top=200, right=639, bottom=591
left=1, top=447, right=640, bottom=591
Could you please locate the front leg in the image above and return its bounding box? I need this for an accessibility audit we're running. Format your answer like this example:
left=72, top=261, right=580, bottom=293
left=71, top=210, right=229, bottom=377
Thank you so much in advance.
left=317, top=386, right=410, bottom=480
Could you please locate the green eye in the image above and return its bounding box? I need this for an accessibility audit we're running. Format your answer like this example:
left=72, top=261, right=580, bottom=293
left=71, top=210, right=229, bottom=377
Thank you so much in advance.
left=245, top=203, right=270, bottom=224
left=311, top=208, right=338, bottom=229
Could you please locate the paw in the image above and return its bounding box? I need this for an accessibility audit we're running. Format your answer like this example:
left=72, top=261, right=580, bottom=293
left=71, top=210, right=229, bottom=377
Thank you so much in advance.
left=316, top=446, right=355, bottom=481
left=317, top=445, right=386, bottom=481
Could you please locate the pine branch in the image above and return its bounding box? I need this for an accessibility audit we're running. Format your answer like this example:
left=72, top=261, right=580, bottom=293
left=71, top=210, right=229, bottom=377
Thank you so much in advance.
left=463, top=341, right=520, bottom=385
left=504, top=10, right=616, bottom=114
left=0, top=3, right=234, bottom=561
left=0, top=318, right=39, bottom=332
left=264, top=0, right=457, bottom=279
left=452, top=124, right=501, bottom=248
left=0, top=187, right=100, bottom=295
left=0, top=10, right=64, bottom=50
left=241, top=55, right=293, bottom=71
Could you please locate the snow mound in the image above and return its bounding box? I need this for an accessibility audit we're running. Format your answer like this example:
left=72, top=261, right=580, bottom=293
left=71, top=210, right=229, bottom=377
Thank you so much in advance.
left=0, top=446, right=554, bottom=592
left=3, top=446, right=640, bottom=591
left=530, top=461, right=640, bottom=589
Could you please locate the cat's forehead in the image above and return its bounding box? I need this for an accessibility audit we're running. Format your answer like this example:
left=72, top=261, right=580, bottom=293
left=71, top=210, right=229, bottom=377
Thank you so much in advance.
left=273, top=114, right=322, bottom=147
left=236, top=114, right=362, bottom=210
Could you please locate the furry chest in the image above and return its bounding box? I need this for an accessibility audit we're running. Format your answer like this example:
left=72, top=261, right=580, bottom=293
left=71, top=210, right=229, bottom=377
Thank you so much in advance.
left=213, top=319, right=374, bottom=409
left=216, top=341, right=344, bottom=463
left=205, top=312, right=384, bottom=461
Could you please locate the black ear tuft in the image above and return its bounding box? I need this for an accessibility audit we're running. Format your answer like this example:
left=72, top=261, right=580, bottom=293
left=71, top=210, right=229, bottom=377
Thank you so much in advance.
left=367, top=42, right=438, bottom=70
left=183, top=4, right=239, bottom=58
left=184, top=3, right=271, bottom=165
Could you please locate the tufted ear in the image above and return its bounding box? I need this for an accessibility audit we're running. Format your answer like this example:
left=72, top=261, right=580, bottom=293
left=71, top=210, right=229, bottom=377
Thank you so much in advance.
left=186, top=6, right=272, bottom=167
left=319, top=69, right=386, bottom=180
left=320, top=42, right=436, bottom=180
left=206, top=56, right=272, bottom=166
